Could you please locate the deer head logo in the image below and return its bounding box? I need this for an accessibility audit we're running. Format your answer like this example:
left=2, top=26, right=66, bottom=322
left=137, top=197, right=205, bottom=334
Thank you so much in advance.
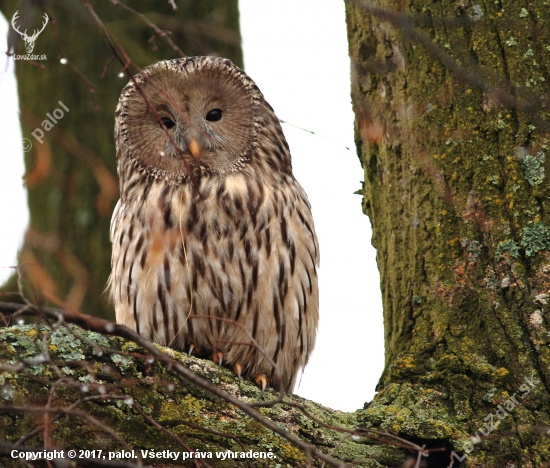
left=11, top=10, right=49, bottom=54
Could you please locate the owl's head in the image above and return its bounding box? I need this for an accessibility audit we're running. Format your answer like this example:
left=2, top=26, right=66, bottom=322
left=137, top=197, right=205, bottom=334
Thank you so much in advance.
left=115, top=56, right=267, bottom=181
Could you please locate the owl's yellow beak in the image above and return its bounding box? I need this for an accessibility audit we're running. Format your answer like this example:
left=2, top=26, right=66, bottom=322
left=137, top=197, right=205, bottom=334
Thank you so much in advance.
left=188, top=139, right=201, bottom=161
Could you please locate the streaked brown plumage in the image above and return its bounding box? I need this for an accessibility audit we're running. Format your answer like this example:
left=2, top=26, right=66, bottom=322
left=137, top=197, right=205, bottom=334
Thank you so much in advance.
left=109, top=56, right=319, bottom=391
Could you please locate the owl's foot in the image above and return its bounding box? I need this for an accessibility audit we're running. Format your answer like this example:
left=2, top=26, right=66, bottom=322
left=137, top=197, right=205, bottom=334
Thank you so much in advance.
left=233, top=363, right=243, bottom=381
left=212, top=351, right=223, bottom=367
left=254, top=374, right=268, bottom=394
left=188, top=344, right=201, bottom=357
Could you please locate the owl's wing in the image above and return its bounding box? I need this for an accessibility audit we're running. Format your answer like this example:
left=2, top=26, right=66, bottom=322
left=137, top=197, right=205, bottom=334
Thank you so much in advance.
left=109, top=199, right=122, bottom=244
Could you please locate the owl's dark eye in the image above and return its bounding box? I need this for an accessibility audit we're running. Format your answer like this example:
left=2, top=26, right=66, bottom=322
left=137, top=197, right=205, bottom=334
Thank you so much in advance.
left=205, top=109, right=222, bottom=122
left=161, top=117, right=175, bottom=129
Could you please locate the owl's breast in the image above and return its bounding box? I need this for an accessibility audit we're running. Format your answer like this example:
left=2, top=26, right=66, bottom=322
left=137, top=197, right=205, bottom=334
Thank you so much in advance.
left=111, top=172, right=318, bottom=370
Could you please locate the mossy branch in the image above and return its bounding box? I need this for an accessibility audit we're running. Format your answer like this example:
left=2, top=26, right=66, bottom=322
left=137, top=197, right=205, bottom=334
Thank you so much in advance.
left=0, top=302, right=428, bottom=467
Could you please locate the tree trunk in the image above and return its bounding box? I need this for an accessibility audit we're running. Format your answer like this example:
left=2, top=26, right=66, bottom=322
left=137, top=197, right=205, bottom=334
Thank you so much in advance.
left=346, top=0, right=550, bottom=465
left=0, top=0, right=242, bottom=319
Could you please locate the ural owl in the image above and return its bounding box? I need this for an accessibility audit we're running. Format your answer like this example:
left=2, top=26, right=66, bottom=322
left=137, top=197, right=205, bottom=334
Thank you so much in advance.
left=110, top=56, right=319, bottom=392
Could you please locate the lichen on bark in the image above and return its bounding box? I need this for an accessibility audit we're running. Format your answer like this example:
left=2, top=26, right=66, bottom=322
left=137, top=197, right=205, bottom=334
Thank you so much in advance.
left=346, top=0, right=550, bottom=465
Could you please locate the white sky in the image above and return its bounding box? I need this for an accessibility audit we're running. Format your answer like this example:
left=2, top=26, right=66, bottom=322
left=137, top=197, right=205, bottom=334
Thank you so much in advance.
left=0, top=17, right=27, bottom=290
left=0, top=1, right=384, bottom=412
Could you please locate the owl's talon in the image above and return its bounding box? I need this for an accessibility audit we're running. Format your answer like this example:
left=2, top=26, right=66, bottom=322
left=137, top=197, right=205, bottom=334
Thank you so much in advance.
left=233, top=363, right=243, bottom=381
left=189, top=344, right=200, bottom=356
left=212, top=351, right=223, bottom=367
left=254, top=374, right=268, bottom=393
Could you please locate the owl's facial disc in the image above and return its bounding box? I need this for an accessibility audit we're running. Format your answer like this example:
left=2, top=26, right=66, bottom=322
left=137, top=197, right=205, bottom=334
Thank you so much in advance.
left=117, top=57, right=262, bottom=181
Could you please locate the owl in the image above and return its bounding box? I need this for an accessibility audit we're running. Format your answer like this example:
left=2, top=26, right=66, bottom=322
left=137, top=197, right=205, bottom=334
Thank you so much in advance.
left=109, top=56, right=319, bottom=392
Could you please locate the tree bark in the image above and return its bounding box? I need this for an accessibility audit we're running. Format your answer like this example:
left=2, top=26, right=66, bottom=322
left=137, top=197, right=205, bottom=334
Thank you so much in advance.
left=0, top=0, right=242, bottom=319
left=346, top=0, right=550, bottom=465
left=0, top=318, right=407, bottom=468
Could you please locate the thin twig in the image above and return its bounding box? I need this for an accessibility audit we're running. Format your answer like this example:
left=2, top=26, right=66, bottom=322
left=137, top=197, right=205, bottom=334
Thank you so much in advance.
left=108, top=0, right=185, bottom=57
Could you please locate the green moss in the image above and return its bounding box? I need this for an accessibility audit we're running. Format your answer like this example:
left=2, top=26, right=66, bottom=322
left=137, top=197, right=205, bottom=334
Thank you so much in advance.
left=359, top=383, right=456, bottom=439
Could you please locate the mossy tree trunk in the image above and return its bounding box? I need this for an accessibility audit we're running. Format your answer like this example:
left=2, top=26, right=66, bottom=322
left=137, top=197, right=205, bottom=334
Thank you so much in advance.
left=346, top=0, right=550, bottom=465
left=0, top=0, right=242, bottom=319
